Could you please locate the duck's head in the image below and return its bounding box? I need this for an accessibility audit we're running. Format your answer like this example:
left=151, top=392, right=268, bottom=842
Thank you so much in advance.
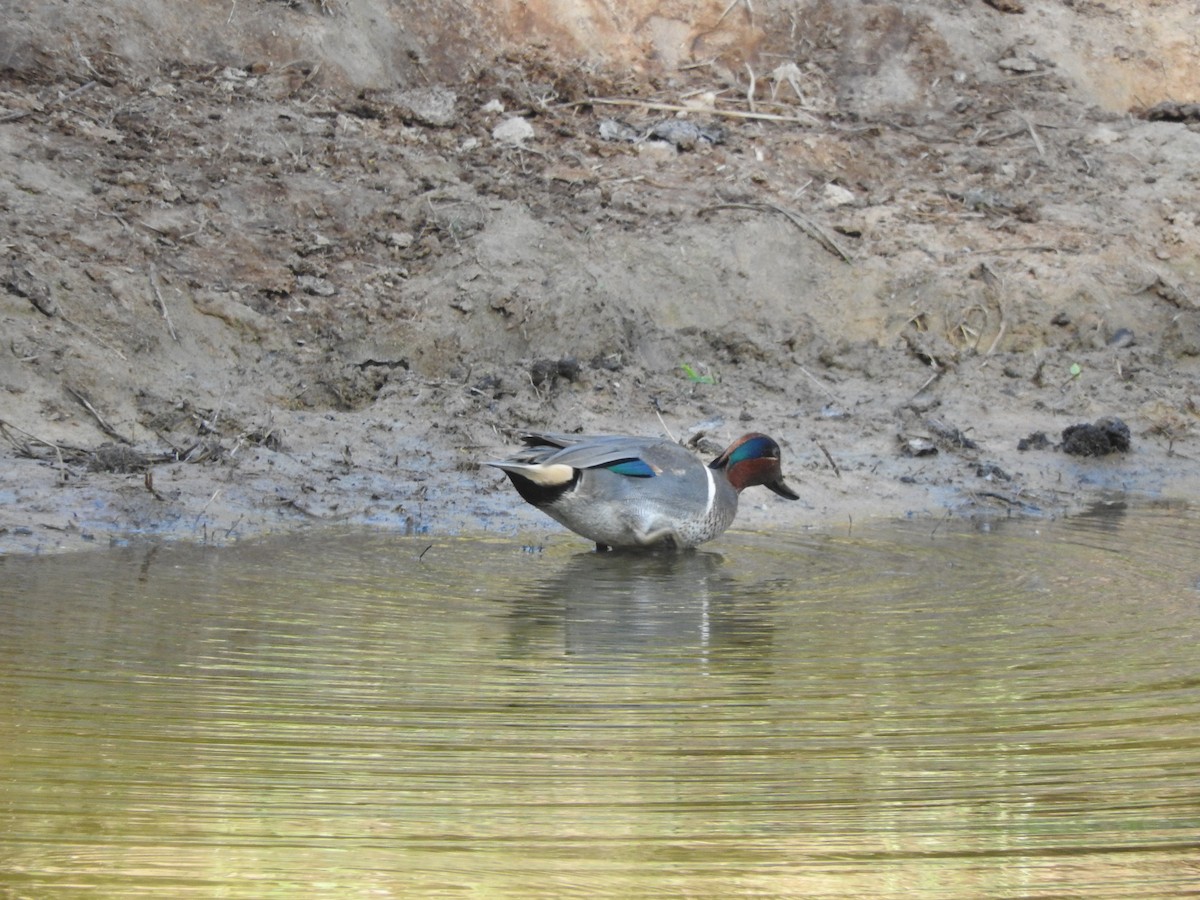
left=710, top=433, right=799, bottom=500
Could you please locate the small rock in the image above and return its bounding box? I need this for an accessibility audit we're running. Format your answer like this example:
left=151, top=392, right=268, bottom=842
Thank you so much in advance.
left=819, top=403, right=849, bottom=420
left=5, top=265, right=57, bottom=317
left=976, top=462, right=1012, bottom=481
left=296, top=275, right=336, bottom=297
left=822, top=183, right=857, bottom=207
left=1108, top=328, right=1135, bottom=348
left=394, top=86, right=458, bottom=128
left=648, top=119, right=725, bottom=149
left=481, top=99, right=505, bottom=115
left=998, top=57, right=1040, bottom=73
left=492, top=116, right=534, bottom=145
left=900, top=436, right=938, bottom=457
left=599, top=118, right=640, bottom=142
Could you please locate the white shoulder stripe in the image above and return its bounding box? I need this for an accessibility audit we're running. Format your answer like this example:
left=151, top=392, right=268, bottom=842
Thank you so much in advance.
left=496, top=462, right=575, bottom=486
left=703, top=465, right=716, bottom=519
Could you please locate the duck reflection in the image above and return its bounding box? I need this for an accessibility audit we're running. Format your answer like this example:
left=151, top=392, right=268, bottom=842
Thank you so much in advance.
left=503, top=549, right=778, bottom=663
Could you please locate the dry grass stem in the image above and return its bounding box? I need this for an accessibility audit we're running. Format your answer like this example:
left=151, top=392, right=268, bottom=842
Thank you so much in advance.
left=66, top=386, right=132, bottom=444
left=701, top=202, right=853, bottom=262
left=148, top=264, right=179, bottom=342
left=578, top=96, right=820, bottom=126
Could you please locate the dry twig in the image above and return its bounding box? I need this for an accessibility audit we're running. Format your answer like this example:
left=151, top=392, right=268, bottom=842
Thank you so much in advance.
left=0, top=80, right=98, bottom=124
left=814, top=439, right=841, bottom=479
left=574, top=96, right=820, bottom=126
left=796, top=364, right=840, bottom=402
left=701, top=202, right=854, bottom=263
left=653, top=406, right=678, bottom=443
left=715, top=0, right=753, bottom=27
left=1017, top=112, right=1045, bottom=159
left=65, top=386, right=133, bottom=444
left=148, top=264, right=179, bottom=342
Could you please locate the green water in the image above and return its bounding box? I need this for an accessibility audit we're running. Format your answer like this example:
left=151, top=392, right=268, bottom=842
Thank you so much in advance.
left=2, top=501, right=1199, bottom=898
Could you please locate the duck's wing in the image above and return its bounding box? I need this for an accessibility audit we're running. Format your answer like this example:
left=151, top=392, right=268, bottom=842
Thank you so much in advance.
left=505, top=432, right=670, bottom=475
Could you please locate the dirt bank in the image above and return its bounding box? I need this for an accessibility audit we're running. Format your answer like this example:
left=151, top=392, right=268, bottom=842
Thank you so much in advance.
left=2, top=0, right=1198, bottom=555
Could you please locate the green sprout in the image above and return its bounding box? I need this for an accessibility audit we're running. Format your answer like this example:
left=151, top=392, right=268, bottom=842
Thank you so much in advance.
left=680, top=362, right=717, bottom=384
left=1061, top=362, right=1083, bottom=392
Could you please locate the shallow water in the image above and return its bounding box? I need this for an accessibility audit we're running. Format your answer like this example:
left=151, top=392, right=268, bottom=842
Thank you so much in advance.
left=2, top=500, right=1199, bottom=898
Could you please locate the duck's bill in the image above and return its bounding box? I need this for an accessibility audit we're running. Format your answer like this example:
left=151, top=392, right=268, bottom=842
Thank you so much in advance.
left=768, top=478, right=800, bottom=501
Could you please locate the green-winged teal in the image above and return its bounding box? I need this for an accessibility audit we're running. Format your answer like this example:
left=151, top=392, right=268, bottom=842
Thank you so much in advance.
left=486, top=431, right=799, bottom=550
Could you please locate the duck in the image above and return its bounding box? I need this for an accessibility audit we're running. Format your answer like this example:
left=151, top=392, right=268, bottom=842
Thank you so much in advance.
left=486, top=431, right=799, bottom=551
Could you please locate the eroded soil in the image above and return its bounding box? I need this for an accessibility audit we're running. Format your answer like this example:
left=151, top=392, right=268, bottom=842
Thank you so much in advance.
left=2, top=0, right=1198, bottom=555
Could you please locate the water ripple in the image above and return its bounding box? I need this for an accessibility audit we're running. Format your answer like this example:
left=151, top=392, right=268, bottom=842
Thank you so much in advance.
left=2, top=503, right=1199, bottom=897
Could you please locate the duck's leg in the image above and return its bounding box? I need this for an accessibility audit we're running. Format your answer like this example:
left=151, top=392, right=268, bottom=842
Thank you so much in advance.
left=630, top=526, right=681, bottom=548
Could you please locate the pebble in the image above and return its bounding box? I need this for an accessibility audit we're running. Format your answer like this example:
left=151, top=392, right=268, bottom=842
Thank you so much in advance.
left=492, top=116, right=534, bottom=145
left=1108, top=328, right=1135, bottom=348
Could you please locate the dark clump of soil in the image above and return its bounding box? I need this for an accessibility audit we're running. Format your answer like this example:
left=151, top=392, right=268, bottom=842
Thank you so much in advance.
left=1018, top=432, right=1054, bottom=452
left=1061, top=418, right=1133, bottom=457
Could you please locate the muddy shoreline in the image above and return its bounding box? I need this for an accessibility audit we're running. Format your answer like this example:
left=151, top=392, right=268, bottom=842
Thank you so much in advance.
left=3, top=369, right=1193, bottom=557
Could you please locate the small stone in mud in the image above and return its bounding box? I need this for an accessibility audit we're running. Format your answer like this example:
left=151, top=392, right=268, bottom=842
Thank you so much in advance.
left=976, top=462, right=1012, bottom=481
left=394, top=86, right=458, bottom=128
left=6, top=264, right=58, bottom=317
left=1061, top=417, right=1131, bottom=456
left=1108, top=328, right=1135, bottom=348
left=900, top=436, right=938, bottom=457
left=648, top=119, right=725, bottom=149
left=296, top=275, right=336, bottom=297
left=598, top=118, right=639, bottom=142
left=1017, top=431, right=1052, bottom=451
